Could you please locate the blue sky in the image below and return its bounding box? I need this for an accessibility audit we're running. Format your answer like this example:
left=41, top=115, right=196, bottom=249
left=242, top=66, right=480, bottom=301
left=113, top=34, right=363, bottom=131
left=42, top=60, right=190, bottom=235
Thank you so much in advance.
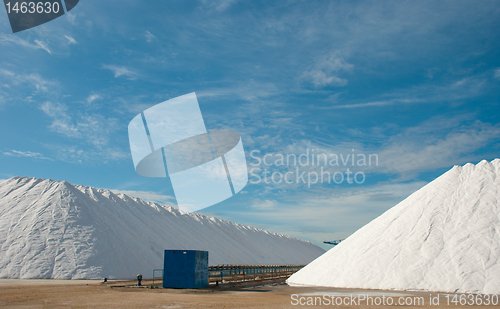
left=0, top=0, right=499, bottom=249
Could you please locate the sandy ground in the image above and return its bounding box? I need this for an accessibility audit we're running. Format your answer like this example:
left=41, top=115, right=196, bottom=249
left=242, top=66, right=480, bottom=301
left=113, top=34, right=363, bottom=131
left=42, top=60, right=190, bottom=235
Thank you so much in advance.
left=0, top=278, right=499, bottom=309
left=0, top=279, right=104, bottom=286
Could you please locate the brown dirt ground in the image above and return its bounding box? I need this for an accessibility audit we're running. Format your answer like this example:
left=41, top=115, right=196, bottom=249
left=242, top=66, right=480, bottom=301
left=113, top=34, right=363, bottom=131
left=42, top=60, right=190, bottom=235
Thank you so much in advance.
left=0, top=278, right=499, bottom=309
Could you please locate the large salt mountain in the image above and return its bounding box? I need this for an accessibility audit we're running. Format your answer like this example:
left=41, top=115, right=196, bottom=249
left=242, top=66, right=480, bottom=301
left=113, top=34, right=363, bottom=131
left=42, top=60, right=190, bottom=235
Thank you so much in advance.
left=0, top=176, right=324, bottom=279
left=288, top=159, right=500, bottom=294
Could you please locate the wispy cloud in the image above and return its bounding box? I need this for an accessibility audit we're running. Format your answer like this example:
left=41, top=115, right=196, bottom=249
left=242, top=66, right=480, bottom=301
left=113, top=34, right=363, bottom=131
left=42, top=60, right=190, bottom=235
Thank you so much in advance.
left=42, top=143, right=128, bottom=163
left=303, top=51, right=353, bottom=88
left=102, top=64, right=139, bottom=80
left=0, top=69, right=58, bottom=94
left=0, top=34, right=52, bottom=54
left=145, top=31, right=156, bottom=42
left=332, top=74, right=488, bottom=109
left=377, top=117, right=500, bottom=178
left=494, top=68, right=500, bottom=80
left=0, top=69, right=15, bottom=77
left=244, top=114, right=500, bottom=191
left=1, top=149, right=52, bottom=160
left=110, top=189, right=175, bottom=205
left=64, top=35, right=78, bottom=45
left=201, top=0, right=239, bottom=12
left=66, top=12, right=77, bottom=25
left=251, top=199, right=278, bottom=210
left=197, top=81, right=279, bottom=101
left=33, top=40, right=52, bottom=54
left=217, top=181, right=427, bottom=248
left=86, top=94, right=101, bottom=104
left=332, top=98, right=424, bottom=109
left=40, top=101, right=120, bottom=148
left=24, top=74, right=56, bottom=93
left=40, top=101, right=79, bottom=138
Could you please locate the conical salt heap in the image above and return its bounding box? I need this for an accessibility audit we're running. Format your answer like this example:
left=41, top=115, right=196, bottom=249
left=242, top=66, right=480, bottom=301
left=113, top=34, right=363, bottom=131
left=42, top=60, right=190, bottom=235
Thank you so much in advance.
left=288, top=159, right=500, bottom=293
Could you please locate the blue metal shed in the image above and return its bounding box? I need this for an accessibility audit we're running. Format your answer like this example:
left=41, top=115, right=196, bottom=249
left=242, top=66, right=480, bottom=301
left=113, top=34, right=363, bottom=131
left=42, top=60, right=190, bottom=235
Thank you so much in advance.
left=163, top=250, right=209, bottom=289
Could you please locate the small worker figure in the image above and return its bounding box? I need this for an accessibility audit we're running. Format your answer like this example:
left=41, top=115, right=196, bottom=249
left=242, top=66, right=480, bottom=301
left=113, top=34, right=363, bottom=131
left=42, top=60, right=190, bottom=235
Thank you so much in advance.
left=137, top=274, right=143, bottom=286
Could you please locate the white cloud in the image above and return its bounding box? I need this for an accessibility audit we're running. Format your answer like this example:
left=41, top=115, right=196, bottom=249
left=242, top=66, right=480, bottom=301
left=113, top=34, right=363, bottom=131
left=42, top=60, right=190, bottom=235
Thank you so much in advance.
left=145, top=31, right=156, bottom=42
left=41, top=143, right=128, bottom=163
left=1, top=150, right=52, bottom=160
left=494, top=68, right=500, bottom=80
left=377, top=118, right=500, bottom=178
left=34, top=40, right=51, bottom=54
left=24, top=74, right=56, bottom=93
left=86, top=94, right=101, bottom=104
left=223, top=181, right=427, bottom=248
left=0, top=34, right=52, bottom=54
left=102, top=64, right=139, bottom=80
left=64, top=35, right=78, bottom=45
left=264, top=117, right=499, bottom=183
left=202, top=0, right=239, bottom=11
left=303, top=51, right=353, bottom=88
left=0, top=70, right=57, bottom=93
left=333, top=75, right=487, bottom=109
left=306, top=71, right=348, bottom=87
left=0, top=69, right=14, bottom=77
left=40, top=101, right=119, bottom=148
left=40, top=101, right=79, bottom=138
left=333, top=98, right=423, bottom=109
left=110, top=189, right=175, bottom=205
left=66, top=12, right=77, bottom=25
left=251, top=199, right=277, bottom=210
left=197, top=81, right=279, bottom=101
left=246, top=114, right=500, bottom=188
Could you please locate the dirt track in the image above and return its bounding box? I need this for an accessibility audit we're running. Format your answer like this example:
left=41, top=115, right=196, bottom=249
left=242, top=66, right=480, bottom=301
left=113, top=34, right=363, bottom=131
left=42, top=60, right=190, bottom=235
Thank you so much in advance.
left=1, top=278, right=499, bottom=308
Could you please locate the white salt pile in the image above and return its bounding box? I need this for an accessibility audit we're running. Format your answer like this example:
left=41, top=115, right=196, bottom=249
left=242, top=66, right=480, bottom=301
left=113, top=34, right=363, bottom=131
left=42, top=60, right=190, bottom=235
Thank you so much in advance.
left=288, top=159, right=500, bottom=294
left=0, top=176, right=324, bottom=279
